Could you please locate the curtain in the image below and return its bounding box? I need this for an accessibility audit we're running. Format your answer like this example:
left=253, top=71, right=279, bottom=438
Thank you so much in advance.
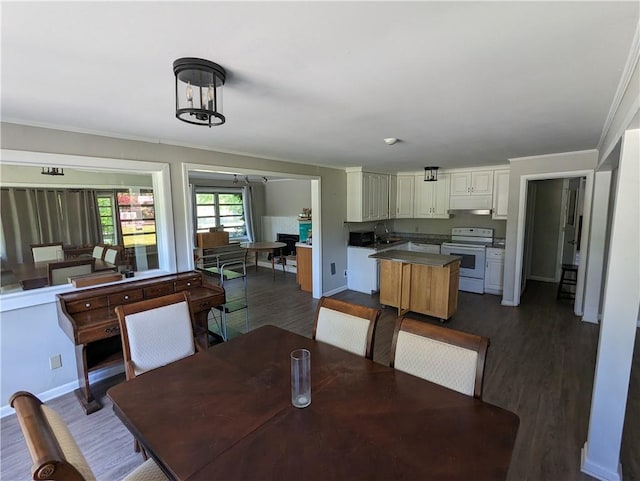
left=0, top=188, right=101, bottom=265
left=243, top=185, right=256, bottom=242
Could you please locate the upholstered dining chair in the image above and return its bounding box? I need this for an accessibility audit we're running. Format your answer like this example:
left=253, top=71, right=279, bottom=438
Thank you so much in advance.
left=91, top=244, right=107, bottom=260
left=48, top=258, right=95, bottom=286
left=312, top=296, right=381, bottom=359
left=30, top=243, right=64, bottom=263
left=9, top=391, right=168, bottom=481
left=390, top=316, right=490, bottom=398
left=115, top=292, right=202, bottom=381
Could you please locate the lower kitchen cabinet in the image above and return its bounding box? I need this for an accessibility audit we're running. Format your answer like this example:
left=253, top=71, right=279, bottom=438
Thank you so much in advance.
left=296, top=244, right=312, bottom=292
left=379, top=259, right=460, bottom=320
left=484, top=247, right=505, bottom=295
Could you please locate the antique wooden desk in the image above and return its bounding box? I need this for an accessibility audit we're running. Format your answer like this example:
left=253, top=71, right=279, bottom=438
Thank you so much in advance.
left=57, top=271, right=225, bottom=414
left=12, top=259, right=117, bottom=290
left=108, top=325, right=519, bottom=481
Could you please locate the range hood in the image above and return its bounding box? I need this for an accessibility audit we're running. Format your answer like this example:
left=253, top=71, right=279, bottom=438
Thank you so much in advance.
left=448, top=208, right=493, bottom=216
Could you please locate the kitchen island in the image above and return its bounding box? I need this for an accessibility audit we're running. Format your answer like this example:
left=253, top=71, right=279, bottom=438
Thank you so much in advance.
left=369, top=250, right=461, bottom=321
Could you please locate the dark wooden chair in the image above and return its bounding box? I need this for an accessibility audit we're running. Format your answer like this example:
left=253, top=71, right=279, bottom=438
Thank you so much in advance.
left=30, top=242, right=64, bottom=263
left=9, top=391, right=167, bottom=481
left=312, top=296, right=381, bottom=359
left=390, top=316, right=489, bottom=399
left=47, top=258, right=95, bottom=286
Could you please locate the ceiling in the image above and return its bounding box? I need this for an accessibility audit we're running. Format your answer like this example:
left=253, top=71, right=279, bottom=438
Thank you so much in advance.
left=2, top=2, right=638, bottom=173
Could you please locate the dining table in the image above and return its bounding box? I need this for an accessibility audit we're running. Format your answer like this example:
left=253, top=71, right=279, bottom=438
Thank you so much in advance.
left=239, top=241, right=286, bottom=277
left=10, top=258, right=117, bottom=290
left=107, top=325, right=519, bottom=481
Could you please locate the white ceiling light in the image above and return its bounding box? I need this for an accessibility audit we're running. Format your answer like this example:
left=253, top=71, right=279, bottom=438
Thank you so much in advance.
left=384, top=138, right=398, bottom=145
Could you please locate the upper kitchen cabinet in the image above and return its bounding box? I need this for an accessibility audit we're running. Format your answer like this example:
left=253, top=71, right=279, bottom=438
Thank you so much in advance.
left=414, top=173, right=450, bottom=218
left=395, top=174, right=415, bottom=218
left=492, top=169, right=509, bottom=220
left=450, top=170, right=494, bottom=196
left=449, top=169, right=493, bottom=211
left=346, top=169, right=390, bottom=222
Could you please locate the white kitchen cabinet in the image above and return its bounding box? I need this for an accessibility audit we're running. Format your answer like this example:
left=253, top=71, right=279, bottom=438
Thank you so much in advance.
left=395, top=175, right=415, bottom=218
left=414, top=173, right=450, bottom=218
left=492, top=169, right=509, bottom=220
left=347, top=171, right=389, bottom=222
left=450, top=170, right=494, bottom=196
left=347, top=246, right=379, bottom=294
left=484, top=247, right=505, bottom=295
left=347, top=170, right=390, bottom=222
left=388, top=174, right=397, bottom=219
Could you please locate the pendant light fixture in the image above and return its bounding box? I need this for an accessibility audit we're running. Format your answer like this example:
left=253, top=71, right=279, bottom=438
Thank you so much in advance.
left=173, top=58, right=226, bottom=127
left=41, top=167, right=64, bottom=176
left=424, top=166, right=439, bottom=182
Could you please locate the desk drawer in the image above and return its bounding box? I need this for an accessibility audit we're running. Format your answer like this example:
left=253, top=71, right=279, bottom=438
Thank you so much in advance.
left=190, top=296, right=221, bottom=313
left=144, top=283, right=174, bottom=298
left=67, top=297, right=109, bottom=314
left=175, top=277, right=202, bottom=291
left=108, top=289, right=144, bottom=306
left=78, top=322, right=120, bottom=344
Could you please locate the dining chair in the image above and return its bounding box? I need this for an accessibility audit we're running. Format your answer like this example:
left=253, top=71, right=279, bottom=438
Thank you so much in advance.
left=115, top=291, right=202, bottom=380
left=30, top=242, right=64, bottom=263
left=390, top=316, right=489, bottom=398
left=9, top=391, right=168, bottom=481
left=48, top=258, right=95, bottom=286
left=312, top=296, right=381, bottom=359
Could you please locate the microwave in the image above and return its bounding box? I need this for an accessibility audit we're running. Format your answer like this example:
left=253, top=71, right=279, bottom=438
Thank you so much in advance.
left=349, top=231, right=375, bottom=246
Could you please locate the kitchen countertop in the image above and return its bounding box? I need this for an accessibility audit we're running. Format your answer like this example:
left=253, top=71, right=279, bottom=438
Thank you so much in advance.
left=348, top=234, right=506, bottom=250
left=368, top=249, right=461, bottom=267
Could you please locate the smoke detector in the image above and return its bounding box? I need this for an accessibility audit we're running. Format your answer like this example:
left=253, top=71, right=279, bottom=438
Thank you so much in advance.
left=384, top=138, right=398, bottom=145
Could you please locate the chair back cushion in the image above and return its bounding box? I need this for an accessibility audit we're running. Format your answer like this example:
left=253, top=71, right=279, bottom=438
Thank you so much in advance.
left=41, top=405, right=97, bottom=481
left=125, top=301, right=196, bottom=376
left=394, top=330, right=478, bottom=396
left=315, top=306, right=372, bottom=357
left=103, top=247, right=118, bottom=264
left=91, top=245, right=105, bottom=259
left=32, top=244, right=63, bottom=262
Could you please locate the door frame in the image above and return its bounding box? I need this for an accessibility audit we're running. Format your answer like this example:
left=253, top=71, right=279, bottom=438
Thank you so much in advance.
left=513, top=169, right=594, bottom=315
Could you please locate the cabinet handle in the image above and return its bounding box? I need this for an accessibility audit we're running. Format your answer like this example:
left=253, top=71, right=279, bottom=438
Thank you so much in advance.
left=105, top=326, right=120, bottom=334
left=85, top=303, right=91, bottom=308
left=123, top=295, right=129, bottom=300
left=199, top=302, right=208, bottom=308
left=187, top=282, right=191, bottom=286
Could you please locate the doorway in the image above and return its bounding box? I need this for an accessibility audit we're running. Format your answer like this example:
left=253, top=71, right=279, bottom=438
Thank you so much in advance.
left=513, top=170, right=594, bottom=315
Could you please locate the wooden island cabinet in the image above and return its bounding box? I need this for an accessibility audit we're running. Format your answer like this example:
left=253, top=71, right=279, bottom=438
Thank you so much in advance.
left=371, top=250, right=460, bottom=321
left=295, top=243, right=312, bottom=292
left=56, top=271, right=225, bottom=414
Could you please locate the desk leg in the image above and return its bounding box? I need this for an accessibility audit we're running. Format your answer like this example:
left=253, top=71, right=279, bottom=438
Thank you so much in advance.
left=271, top=250, right=276, bottom=278
left=74, top=344, right=101, bottom=415
left=255, top=251, right=259, bottom=272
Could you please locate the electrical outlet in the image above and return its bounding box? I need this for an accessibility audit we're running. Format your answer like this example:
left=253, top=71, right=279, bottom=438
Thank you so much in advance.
left=49, top=354, right=62, bottom=370
left=330, top=262, right=336, bottom=275
left=344, top=270, right=348, bottom=277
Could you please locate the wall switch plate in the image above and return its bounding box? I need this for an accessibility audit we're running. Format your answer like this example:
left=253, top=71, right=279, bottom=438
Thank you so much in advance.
left=49, top=354, right=62, bottom=370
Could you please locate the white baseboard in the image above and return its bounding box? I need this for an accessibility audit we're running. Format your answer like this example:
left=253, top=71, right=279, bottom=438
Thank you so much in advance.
left=484, top=288, right=503, bottom=296
left=0, top=364, right=125, bottom=418
left=256, top=260, right=296, bottom=274
left=323, top=285, right=348, bottom=297
left=501, top=300, right=518, bottom=306
left=527, top=275, right=557, bottom=283
left=581, top=443, right=623, bottom=481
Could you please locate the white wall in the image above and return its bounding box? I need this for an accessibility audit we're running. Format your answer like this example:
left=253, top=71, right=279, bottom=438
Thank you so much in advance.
left=264, top=179, right=311, bottom=217
left=391, top=215, right=507, bottom=238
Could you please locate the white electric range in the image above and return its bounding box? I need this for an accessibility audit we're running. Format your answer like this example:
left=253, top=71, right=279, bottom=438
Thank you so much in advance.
left=441, top=227, right=494, bottom=294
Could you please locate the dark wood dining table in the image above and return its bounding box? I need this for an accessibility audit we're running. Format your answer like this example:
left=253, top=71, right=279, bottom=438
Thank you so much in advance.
left=108, top=325, right=519, bottom=481
left=11, top=258, right=117, bottom=290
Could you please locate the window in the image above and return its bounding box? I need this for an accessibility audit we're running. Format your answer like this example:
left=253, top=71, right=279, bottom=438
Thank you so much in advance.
left=195, top=189, right=246, bottom=239
left=117, top=189, right=157, bottom=248
left=96, top=193, right=117, bottom=245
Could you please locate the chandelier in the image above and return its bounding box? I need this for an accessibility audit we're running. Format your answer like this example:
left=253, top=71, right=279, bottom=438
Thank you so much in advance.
left=173, top=58, right=226, bottom=127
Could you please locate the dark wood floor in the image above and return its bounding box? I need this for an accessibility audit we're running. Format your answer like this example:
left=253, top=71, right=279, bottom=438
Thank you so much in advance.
left=2, top=267, right=638, bottom=481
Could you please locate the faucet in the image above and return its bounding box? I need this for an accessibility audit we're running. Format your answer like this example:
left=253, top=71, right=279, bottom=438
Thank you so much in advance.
left=374, top=222, right=389, bottom=241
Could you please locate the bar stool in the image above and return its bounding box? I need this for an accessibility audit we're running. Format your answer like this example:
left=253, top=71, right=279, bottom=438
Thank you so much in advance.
left=557, top=264, right=578, bottom=300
